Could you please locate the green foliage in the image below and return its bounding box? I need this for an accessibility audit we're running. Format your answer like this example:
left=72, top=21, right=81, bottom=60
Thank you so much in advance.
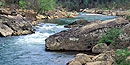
left=97, top=28, right=122, bottom=45
left=126, top=15, right=130, bottom=19
left=39, top=0, right=56, bottom=11
left=113, top=2, right=117, bottom=9
left=0, top=0, right=5, bottom=7
left=19, top=0, right=28, bottom=9
left=114, top=48, right=130, bottom=65
left=57, top=0, right=130, bottom=10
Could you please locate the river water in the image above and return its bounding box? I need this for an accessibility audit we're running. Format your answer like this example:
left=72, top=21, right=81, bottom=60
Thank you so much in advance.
left=0, top=12, right=115, bottom=65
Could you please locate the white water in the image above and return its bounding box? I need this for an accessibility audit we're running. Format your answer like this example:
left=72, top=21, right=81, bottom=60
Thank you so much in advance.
left=15, top=23, right=67, bottom=44
left=0, top=12, right=115, bottom=65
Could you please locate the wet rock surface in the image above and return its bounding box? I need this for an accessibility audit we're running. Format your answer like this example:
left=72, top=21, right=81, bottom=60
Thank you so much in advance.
left=45, top=18, right=129, bottom=51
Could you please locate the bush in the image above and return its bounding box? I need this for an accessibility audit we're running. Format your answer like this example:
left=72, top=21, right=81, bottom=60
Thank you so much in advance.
left=19, top=0, right=29, bottom=9
left=39, top=0, right=56, bottom=11
left=0, top=0, right=5, bottom=7
left=97, top=28, right=122, bottom=45
left=126, top=15, right=130, bottom=19
left=114, top=48, right=130, bottom=65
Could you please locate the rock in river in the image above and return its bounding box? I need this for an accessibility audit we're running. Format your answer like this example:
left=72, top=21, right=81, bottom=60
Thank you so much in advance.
left=64, top=19, right=91, bottom=28
left=45, top=18, right=129, bottom=51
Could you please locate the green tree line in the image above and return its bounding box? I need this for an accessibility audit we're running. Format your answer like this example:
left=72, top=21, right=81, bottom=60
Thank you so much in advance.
left=0, top=0, right=130, bottom=11
left=58, top=0, right=130, bottom=10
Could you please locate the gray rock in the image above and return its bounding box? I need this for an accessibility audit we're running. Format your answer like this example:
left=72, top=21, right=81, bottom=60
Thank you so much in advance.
left=92, top=53, right=114, bottom=62
left=68, top=53, right=92, bottom=65
left=85, top=61, right=112, bottom=65
left=68, top=61, right=82, bottom=65
left=0, top=14, right=34, bottom=37
left=45, top=18, right=129, bottom=51
left=0, top=24, right=13, bottom=36
left=92, top=43, right=109, bottom=53
left=68, top=52, right=114, bottom=65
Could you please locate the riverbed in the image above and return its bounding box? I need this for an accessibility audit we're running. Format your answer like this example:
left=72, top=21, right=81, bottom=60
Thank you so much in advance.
left=0, top=12, right=115, bottom=65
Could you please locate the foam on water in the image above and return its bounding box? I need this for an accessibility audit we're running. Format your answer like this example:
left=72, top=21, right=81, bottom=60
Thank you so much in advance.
left=15, top=23, right=68, bottom=44
left=0, top=12, right=115, bottom=65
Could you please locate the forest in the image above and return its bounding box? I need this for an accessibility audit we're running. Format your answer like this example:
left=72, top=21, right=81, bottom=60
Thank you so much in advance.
left=1, top=0, right=130, bottom=11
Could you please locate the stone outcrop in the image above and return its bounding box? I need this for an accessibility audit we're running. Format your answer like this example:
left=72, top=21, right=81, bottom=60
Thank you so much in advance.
left=0, top=9, right=34, bottom=37
left=67, top=43, right=117, bottom=65
left=68, top=51, right=115, bottom=65
left=92, top=43, right=110, bottom=53
left=67, top=53, right=92, bottom=65
left=80, top=8, right=130, bottom=17
left=45, top=18, right=129, bottom=51
left=35, top=9, right=79, bottom=20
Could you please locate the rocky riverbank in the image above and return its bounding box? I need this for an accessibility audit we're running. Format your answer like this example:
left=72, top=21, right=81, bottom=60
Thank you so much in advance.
left=80, top=8, right=130, bottom=17
left=45, top=17, right=130, bottom=65
left=0, top=8, right=34, bottom=37
left=0, top=7, right=79, bottom=37
left=67, top=46, right=130, bottom=65
left=45, top=17, right=130, bottom=51
left=36, top=8, right=79, bottom=20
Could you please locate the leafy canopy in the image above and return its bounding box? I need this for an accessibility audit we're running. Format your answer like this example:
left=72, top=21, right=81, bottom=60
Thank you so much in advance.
left=39, top=0, right=56, bottom=11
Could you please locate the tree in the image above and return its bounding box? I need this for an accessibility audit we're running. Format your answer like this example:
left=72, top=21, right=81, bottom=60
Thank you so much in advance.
left=19, top=0, right=27, bottom=9
left=37, top=0, right=56, bottom=14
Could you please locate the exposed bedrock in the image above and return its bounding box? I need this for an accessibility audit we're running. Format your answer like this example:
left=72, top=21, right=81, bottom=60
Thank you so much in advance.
left=45, top=18, right=129, bottom=51
left=0, top=13, right=34, bottom=37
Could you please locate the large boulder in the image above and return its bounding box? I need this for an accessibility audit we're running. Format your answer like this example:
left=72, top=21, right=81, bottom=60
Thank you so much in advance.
left=0, top=13, right=34, bottom=37
left=3, top=15, right=34, bottom=35
left=67, top=53, right=92, bottom=65
left=68, top=52, right=114, bottom=65
left=45, top=18, right=129, bottom=51
left=85, top=61, right=112, bottom=65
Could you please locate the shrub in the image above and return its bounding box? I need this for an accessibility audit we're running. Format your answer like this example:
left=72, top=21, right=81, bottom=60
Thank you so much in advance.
left=0, top=0, right=5, bottom=7
left=114, top=48, right=130, bottom=65
left=39, top=0, right=56, bottom=11
left=126, top=15, right=130, bottom=19
left=97, top=28, right=122, bottom=45
left=19, top=0, right=29, bottom=9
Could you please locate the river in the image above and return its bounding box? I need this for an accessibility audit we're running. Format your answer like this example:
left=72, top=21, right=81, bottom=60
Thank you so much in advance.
left=0, top=12, right=115, bottom=65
